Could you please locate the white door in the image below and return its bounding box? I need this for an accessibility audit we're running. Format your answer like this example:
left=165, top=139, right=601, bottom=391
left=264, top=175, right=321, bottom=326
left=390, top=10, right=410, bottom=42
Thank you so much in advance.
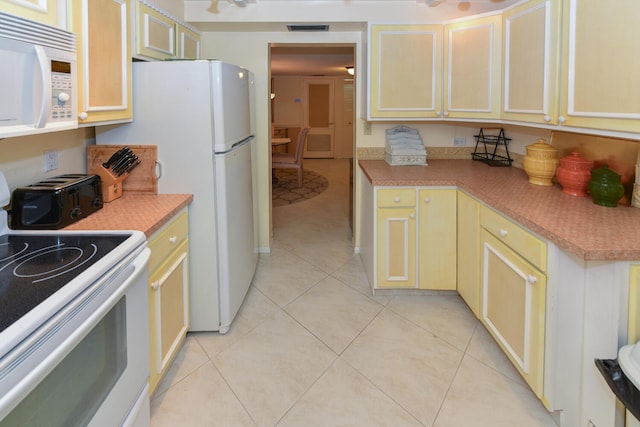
left=303, top=78, right=334, bottom=158
left=342, top=80, right=354, bottom=158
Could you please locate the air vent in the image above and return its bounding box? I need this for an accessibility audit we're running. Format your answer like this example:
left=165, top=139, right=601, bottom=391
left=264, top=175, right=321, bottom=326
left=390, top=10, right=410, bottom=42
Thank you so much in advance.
left=286, top=24, right=330, bottom=32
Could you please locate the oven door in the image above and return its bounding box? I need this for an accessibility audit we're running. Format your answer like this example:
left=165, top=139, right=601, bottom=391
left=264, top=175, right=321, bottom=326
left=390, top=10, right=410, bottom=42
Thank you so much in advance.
left=0, top=247, right=151, bottom=427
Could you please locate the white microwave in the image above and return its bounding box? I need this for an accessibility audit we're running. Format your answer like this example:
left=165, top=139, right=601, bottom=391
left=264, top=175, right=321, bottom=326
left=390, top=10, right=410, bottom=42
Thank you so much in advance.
left=0, top=12, right=77, bottom=139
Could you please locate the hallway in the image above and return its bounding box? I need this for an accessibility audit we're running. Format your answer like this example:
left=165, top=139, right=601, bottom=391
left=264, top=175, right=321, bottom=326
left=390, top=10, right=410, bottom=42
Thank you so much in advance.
left=149, top=158, right=556, bottom=426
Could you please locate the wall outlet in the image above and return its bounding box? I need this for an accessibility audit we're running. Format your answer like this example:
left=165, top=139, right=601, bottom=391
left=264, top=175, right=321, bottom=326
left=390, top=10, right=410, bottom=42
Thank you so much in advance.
left=44, top=150, right=58, bottom=172
left=363, top=121, right=372, bottom=135
left=453, top=137, right=466, bottom=147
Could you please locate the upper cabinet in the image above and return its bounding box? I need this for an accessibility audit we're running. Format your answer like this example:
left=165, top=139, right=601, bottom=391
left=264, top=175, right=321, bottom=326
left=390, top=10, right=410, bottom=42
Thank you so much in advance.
left=443, top=14, right=502, bottom=120
left=0, top=0, right=59, bottom=27
left=176, top=22, right=200, bottom=59
left=501, top=0, right=561, bottom=125
left=133, top=0, right=200, bottom=61
left=366, top=23, right=443, bottom=120
left=558, top=0, right=640, bottom=133
left=73, top=0, right=132, bottom=125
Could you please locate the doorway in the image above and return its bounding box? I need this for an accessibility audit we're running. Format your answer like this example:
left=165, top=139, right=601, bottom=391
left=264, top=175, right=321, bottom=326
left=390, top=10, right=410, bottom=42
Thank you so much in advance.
left=269, top=43, right=356, bottom=237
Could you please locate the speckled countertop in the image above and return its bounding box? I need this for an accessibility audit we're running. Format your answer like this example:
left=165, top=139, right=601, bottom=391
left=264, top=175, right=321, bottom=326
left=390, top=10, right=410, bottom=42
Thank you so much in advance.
left=65, top=193, right=193, bottom=238
left=360, top=159, right=640, bottom=261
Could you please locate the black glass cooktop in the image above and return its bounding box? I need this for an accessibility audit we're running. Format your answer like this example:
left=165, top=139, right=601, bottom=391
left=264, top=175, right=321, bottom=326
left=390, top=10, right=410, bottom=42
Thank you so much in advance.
left=0, top=233, right=130, bottom=333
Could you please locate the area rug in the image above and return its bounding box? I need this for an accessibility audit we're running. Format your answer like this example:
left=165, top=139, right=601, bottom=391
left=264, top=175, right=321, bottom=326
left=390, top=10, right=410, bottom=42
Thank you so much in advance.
left=272, top=169, right=328, bottom=207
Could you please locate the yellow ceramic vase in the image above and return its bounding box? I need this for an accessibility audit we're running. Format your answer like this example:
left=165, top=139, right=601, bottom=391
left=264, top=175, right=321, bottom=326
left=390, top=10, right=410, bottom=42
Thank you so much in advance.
left=523, top=139, right=559, bottom=186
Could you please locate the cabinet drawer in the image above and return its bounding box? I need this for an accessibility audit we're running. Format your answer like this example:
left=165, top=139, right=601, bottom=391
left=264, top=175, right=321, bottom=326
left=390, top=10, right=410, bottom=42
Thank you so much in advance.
left=377, top=188, right=416, bottom=208
left=148, top=212, right=189, bottom=272
left=480, top=206, right=546, bottom=271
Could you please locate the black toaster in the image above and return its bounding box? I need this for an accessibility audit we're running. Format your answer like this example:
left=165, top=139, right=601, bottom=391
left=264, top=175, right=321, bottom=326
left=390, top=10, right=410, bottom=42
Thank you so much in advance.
left=10, top=174, right=103, bottom=230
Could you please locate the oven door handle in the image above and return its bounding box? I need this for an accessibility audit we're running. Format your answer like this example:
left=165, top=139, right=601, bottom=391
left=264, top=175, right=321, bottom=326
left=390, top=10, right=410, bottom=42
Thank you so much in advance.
left=0, top=248, right=151, bottom=419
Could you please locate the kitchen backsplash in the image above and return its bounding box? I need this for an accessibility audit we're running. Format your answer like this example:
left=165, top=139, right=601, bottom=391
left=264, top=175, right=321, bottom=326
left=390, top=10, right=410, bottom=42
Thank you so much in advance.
left=0, top=127, right=95, bottom=191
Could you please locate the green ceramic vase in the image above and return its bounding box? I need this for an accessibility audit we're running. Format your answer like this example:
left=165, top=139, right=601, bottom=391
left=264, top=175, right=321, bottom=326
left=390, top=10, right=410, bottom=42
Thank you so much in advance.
left=588, top=165, right=624, bottom=207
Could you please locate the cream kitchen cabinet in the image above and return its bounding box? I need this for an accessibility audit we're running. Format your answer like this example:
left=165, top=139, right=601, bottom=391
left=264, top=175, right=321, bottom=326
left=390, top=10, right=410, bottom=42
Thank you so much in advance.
left=1, top=0, right=60, bottom=27
left=376, top=188, right=417, bottom=288
left=366, top=23, right=443, bottom=120
left=72, top=0, right=132, bottom=125
left=147, top=209, right=189, bottom=395
left=457, top=191, right=481, bottom=317
left=418, top=189, right=456, bottom=290
left=176, top=22, right=200, bottom=59
left=133, top=0, right=201, bottom=61
left=480, top=205, right=547, bottom=399
left=558, top=0, right=640, bottom=133
left=501, top=0, right=561, bottom=125
left=364, top=185, right=457, bottom=290
left=443, top=14, right=502, bottom=120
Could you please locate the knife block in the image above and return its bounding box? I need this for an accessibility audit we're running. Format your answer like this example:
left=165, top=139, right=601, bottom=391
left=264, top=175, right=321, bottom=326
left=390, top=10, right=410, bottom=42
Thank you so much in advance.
left=93, top=165, right=128, bottom=202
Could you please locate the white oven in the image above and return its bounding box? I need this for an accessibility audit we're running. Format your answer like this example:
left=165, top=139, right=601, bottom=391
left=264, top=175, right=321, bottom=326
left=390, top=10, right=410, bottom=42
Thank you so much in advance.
left=0, top=172, right=151, bottom=426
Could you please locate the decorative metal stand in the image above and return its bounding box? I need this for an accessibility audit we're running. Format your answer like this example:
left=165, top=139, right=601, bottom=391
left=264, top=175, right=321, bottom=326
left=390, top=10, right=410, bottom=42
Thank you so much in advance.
left=471, top=127, right=513, bottom=167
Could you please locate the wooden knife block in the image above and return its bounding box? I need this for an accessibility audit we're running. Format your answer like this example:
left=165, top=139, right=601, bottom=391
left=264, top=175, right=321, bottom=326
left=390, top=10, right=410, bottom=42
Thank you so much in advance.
left=93, top=165, right=128, bottom=202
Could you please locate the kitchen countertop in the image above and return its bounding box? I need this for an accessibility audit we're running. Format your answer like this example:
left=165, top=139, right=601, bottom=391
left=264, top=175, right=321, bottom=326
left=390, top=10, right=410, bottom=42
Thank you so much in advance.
left=65, top=193, right=193, bottom=238
left=359, top=159, right=640, bottom=261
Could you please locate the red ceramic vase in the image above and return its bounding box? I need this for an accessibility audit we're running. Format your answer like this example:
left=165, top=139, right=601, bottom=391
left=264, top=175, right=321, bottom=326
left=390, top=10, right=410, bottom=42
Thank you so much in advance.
left=556, top=151, right=594, bottom=196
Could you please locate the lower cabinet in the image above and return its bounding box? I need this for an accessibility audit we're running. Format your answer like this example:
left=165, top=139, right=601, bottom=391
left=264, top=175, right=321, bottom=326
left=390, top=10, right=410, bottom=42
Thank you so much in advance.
left=376, top=188, right=417, bottom=288
left=480, top=206, right=547, bottom=399
left=373, top=187, right=456, bottom=290
left=418, top=189, right=457, bottom=290
left=457, top=191, right=480, bottom=317
left=147, top=210, right=190, bottom=395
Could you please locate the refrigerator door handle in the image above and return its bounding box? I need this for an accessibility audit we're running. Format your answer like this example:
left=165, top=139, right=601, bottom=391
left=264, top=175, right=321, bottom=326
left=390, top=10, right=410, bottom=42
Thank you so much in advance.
left=155, top=160, right=163, bottom=180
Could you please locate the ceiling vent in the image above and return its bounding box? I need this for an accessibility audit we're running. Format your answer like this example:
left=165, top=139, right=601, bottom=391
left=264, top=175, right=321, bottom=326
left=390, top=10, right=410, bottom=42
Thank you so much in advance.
left=286, top=24, right=330, bottom=32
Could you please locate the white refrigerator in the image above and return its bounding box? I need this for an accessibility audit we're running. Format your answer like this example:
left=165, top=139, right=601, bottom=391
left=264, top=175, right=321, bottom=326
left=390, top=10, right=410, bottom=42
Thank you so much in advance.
left=96, top=60, right=258, bottom=333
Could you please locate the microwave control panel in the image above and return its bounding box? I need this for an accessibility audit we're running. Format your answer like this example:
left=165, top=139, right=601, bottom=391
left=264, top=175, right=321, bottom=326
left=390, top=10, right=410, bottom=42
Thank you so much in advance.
left=50, top=60, right=73, bottom=122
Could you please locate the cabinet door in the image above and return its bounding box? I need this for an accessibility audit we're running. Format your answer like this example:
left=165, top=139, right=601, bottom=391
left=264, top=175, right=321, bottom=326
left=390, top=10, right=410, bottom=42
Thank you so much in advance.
left=501, top=0, right=561, bottom=125
left=559, top=0, right=640, bottom=133
left=457, top=191, right=480, bottom=316
left=376, top=207, right=417, bottom=288
left=481, top=229, right=546, bottom=398
left=367, top=23, right=443, bottom=119
left=176, top=23, right=200, bottom=59
left=418, top=189, right=456, bottom=290
left=444, top=15, right=502, bottom=120
left=0, top=0, right=59, bottom=27
left=135, top=1, right=175, bottom=60
left=148, top=239, right=189, bottom=395
left=73, top=0, right=132, bottom=124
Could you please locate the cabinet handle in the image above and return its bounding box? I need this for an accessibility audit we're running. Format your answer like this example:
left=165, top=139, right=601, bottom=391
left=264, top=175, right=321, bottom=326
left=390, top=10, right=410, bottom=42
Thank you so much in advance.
left=394, top=196, right=401, bottom=203
left=499, top=229, right=508, bottom=237
left=543, top=115, right=551, bottom=122
left=558, top=116, right=566, bottom=124
left=409, top=213, right=415, bottom=219
left=79, top=112, right=88, bottom=120
left=527, top=275, right=538, bottom=284
left=435, top=110, right=441, bottom=116
left=443, top=111, right=449, bottom=117
left=150, top=280, right=160, bottom=290
left=169, top=235, right=178, bottom=244
left=423, top=197, right=430, bottom=204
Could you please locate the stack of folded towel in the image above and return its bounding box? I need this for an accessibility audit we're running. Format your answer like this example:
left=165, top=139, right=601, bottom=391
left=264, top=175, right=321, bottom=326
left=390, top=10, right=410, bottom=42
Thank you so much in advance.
left=384, top=126, right=427, bottom=166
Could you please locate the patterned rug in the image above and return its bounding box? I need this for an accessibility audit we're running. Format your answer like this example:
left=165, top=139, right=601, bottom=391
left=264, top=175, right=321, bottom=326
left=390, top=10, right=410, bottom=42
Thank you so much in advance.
left=272, top=169, right=329, bottom=207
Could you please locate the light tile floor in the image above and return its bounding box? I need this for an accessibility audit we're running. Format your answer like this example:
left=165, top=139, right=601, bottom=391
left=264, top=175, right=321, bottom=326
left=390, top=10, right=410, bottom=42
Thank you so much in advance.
left=150, top=159, right=558, bottom=427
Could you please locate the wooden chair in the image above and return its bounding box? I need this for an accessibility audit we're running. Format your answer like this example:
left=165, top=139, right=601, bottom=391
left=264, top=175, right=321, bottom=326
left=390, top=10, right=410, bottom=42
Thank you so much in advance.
left=272, top=127, right=309, bottom=187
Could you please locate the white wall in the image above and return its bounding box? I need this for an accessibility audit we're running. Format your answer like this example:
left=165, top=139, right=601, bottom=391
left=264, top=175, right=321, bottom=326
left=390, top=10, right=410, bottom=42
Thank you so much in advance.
left=0, top=127, right=95, bottom=192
